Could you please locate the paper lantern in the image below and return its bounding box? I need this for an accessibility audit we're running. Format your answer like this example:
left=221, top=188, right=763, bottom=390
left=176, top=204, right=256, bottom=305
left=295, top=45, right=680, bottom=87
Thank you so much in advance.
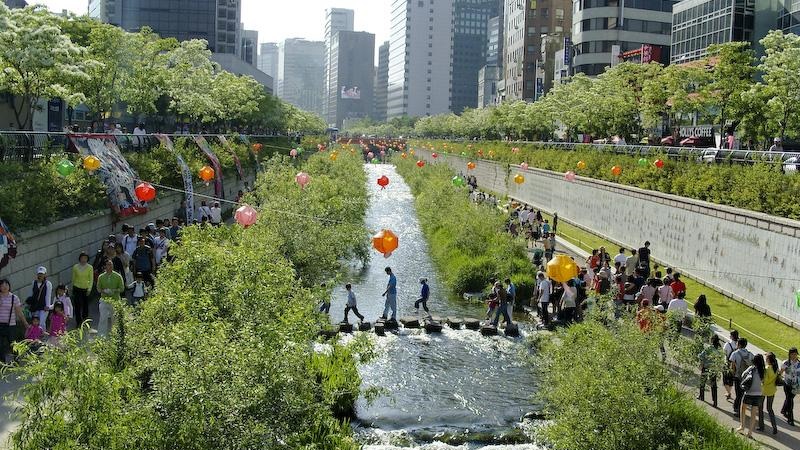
left=452, top=176, right=465, bottom=187
left=577, top=160, right=587, bottom=170
left=372, top=229, right=399, bottom=257
left=432, top=152, right=438, bottom=159
left=252, top=143, right=263, bottom=152
left=410, top=150, right=415, bottom=156
left=511, top=147, right=520, bottom=154
left=565, top=171, right=577, bottom=182
left=654, top=159, right=665, bottom=169
left=134, top=182, right=156, bottom=202
left=401, top=152, right=408, bottom=159
left=296, top=147, right=304, bottom=154
left=638, top=158, right=648, bottom=167
left=611, top=165, right=623, bottom=176
left=295, top=172, right=310, bottom=189
left=416, top=160, right=425, bottom=168
left=477, top=149, right=484, bottom=156
left=461, top=152, right=467, bottom=157
left=488, top=150, right=495, bottom=158
left=234, top=205, right=258, bottom=227
left=367, top=151, right=375, bottom=159
left=290, top=148, right=298, bottom=158
left=199, top=165, right=215, bottom=182
left=56, top=159, right=75, bottom=177
left=371, top=158, right=380, bottom=164
left=546, top=254, right=579, bottom=283
left=520, top=162, right=529, bottom=171
left=467, top=162, right=476, bottom=170
left=377, top=175, right=390, bottom=189
left=514, top=174, right=525, bottom=185
left=329, top=152, right=338, bottom=161
left=83, top=155, right=101, bottom=171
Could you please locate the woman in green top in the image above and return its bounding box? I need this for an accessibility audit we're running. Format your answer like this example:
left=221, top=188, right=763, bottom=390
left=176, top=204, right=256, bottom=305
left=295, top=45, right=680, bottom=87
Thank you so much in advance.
left=759, top=352, right=780, bottom=435
left=71, top=252, right=93, bottom=329
left=96, top=259, right=123, bottom=336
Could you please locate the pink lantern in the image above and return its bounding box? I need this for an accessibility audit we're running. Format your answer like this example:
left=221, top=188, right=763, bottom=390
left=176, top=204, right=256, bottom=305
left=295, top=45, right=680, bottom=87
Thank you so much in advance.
left=295, top=172, right=310, bottom=189
left=290, top=148, right=298, bottom=158
left=520, top=162, right=529, bottom=171
left=565, top=171, right=577, bottom=182
left=367, top=151, right=375, bottom=159
left=234, top=205, right=258, bottom=227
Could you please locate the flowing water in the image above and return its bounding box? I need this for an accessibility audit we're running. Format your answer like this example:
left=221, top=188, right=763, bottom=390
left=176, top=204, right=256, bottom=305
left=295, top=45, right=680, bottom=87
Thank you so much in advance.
left=329, top=164, right=544, bottom=450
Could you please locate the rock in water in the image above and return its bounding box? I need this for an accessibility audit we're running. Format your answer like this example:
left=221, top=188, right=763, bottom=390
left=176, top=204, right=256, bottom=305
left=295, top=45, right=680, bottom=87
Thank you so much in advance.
left=338, top=322, right=353, bottom=333
left=464, top=318, right=481, bottom=330
left=374, top=323, right=385, bottom=336
left=504, top=322, right=520, bottom=337
left=383, top=319, right=399, bottom=330
left=400, top=316, right=420, bottom=328
left=358, top=321, right=372, bottom=331
left=424, top=320, right=443, bottom=333
left=446, top=317, right=463, bottom=329
left=480, top=325, right=499, bottom=336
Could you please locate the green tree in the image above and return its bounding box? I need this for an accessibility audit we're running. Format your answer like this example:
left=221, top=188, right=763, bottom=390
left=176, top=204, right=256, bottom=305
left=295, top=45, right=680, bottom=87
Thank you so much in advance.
left=0, top=5, right=96, bottom=129
left=752, top=30, right=800, bottom=141
left=699, top=42, right=755, bottom=146
left=164, top=39, right=220, bottom=123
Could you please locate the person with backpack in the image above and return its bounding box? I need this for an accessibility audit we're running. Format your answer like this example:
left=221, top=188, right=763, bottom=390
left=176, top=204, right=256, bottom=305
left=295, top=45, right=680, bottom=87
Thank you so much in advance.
left=27, top=266, right=53, bottom=327
left=132, top=237, right=156, bottom=285
left=730, top=337, right=754, bottom=417
left=737, top=353, right=765, bottom=438
left=723, top=330, right=740, bottom=401
left=779, top=347, right=800, bottom=426
left=759, top=352, right=780, bottom=435
left=0, top=279, right=30, bottom=364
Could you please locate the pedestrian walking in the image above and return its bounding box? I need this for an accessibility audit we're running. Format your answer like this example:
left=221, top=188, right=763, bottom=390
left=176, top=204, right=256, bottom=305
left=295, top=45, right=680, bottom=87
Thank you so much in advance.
left=96, top=259, right=124, bottom=336
left=730, top=338, right=754, bottom=417
left=698, top=334, right=722, bottom=407
left=343, top=284, right=364, bottom=323
left=759, top=352, right=779, bottom=434
left=779, top=346, right=799, bottom=426
left=491, top=281, right=512, bottom=327
left=381, top=267, right=397, bottom=322
left=0, top=279, right=29, bottom=364
left=737, top=353, right=765, bottom=438
left=414, top=278, right=431, bottom=317
left=27, top=266, right=52, bottom=328
left=71, top=252, right=93, bottom=329
left=723, top=330, right=740, bottom=401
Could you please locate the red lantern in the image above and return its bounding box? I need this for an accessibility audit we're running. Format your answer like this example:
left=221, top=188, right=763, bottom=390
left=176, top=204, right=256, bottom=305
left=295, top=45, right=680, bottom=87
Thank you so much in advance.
left=654, top=159, right=665, bottom=169
left=416, top=160, right=425, bottom=168
left=377, top=175, right=390, bottom=189
left=432, top=152, right=438, bottom=159
left=234, top=205, right=258, bottom=227
left=372, top=229, right=399, bottom=258
left=134, top=182, right=156, bottom=202
left=199, top=166, right=215, bottom=182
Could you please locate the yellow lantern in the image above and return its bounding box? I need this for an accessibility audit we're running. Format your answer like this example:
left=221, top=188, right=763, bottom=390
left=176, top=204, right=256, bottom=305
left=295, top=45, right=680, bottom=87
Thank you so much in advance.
left=513, top=174, right=525, bottom=184
left=577, top=160, right=587, bottom=170
left=83, top=155, right=101, bottom=171
left=546, top=254, right=579, bottom=283
left=401, top=152, right=408, bottom=159
left=329, top=152, right=338, bottom=161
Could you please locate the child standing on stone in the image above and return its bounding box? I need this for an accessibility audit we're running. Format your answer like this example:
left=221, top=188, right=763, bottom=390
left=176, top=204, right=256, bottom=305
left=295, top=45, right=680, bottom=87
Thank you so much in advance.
left=343, top=284, right=364, bottom=324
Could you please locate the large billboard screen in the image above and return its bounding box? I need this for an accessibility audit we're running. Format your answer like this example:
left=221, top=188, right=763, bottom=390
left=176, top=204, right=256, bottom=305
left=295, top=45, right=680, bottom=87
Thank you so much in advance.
left=341, top=86, right=361, bottom=100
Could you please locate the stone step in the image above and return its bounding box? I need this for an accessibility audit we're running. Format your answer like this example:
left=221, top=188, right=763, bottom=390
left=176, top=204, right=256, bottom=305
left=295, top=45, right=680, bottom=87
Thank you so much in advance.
left=358, top=321, right=372, bottom=332
left=446, top=317, right=463, bottom=329
left=338, top=322, right=353, bottom=333
left=400, top=317, right=420, bottom=328
left=504, top=322, right=520, bottom=337
left=480, top=325, right=499, bottom=336
left=374, top=322, right=385, bottom=336
left=424, top=320, right=443, bottom=333
left=464, top=318, right=481, bottom=330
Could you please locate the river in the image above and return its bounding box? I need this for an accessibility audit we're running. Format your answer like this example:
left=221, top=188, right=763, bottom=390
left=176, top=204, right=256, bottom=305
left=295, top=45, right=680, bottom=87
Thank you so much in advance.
left=329, top=163, right=544, bottom=450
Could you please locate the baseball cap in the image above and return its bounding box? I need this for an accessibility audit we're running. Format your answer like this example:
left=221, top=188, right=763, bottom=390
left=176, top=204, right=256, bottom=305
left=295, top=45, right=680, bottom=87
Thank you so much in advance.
left=36, top=266, right=47, bottom=275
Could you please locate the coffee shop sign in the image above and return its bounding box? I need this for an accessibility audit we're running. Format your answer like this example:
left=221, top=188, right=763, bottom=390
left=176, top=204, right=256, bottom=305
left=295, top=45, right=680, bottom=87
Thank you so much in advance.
left=679, top=125, right=714, bottom=138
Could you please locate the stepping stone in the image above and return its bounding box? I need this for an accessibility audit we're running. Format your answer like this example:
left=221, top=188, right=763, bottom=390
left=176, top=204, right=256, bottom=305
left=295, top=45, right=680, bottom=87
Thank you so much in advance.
left=374, top=322, right=385, bottom=336
left=338, top=322, right=353, bottom=333
left=319, top=329, right=338, bottom=339
left=382, top=319, right=399, bottom=330
left=480, top=325, right=499, bottom=336
left=400, top=317, right=420, bottom=328
left=464, top=318, right=481, bottom=330
left=424, top=320, right=443, bottom=333
left=446, top=317, right=463, bottom=329
left=358, top=322, right=372, bottom=331
left=504, top=323, right=520, bottom=337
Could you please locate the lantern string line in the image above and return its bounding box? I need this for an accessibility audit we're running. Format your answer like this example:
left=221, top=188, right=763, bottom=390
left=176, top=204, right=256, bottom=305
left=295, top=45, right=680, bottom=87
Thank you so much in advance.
left=137, top=179, right=367, bottom=226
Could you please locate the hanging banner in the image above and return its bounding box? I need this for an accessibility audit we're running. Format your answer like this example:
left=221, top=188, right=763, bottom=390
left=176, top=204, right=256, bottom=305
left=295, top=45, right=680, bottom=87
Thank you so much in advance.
left=192, top=135, right=224, bottom=198
left=155, top=134, right=194, bottom=223
left=69, top=134, right=146, bottom=217
left=0, top=217, right=17, bottom=273
left=217, top=135, right=244, bottom=180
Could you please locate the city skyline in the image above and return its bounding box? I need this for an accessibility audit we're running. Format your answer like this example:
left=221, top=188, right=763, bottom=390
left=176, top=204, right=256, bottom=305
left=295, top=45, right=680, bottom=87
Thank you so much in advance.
left=33, top=0, right=391, bottom=57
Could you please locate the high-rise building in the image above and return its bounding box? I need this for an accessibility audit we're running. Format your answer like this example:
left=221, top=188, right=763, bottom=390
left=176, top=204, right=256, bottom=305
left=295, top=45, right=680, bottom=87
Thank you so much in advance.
left=326, top=31, right=375, bottom=128
left=486, top=13, right=505, bottom=66
left=278, top=39, right=325, bottom=116
left=478, top=65, right=500, bottom=107
left=258, top=43, right=280, bottom=80
left=451, top=0, right=501, bottom=113
left=240, top=28, right=258, bottom=67
left=374, top=41, right=390, bottom=122
left=387, top=0, right=454, bottom=119
left=3, top=0, right=27, bottom=8
left=88, top=0, right=241, bottom=55
left=571, top=0, right=677, bottom=76
left=500, top=0, right=572, bottom=102
left=778, top=0, right=800, bottom=34
left=539, top=33, right=570, bottom=97
left=323, top=8, right=355, bottom=122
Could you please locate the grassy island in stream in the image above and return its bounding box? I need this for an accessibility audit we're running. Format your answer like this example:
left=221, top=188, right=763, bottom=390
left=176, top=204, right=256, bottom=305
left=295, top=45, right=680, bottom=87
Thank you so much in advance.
left=394, top=156, right=535, bottom=299
left=6, top=150, right=371, bottom=450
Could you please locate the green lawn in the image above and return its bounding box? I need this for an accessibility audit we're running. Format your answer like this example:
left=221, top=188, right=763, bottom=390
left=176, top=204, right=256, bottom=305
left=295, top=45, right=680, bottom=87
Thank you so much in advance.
left=540, top=212, right=800, bottom=356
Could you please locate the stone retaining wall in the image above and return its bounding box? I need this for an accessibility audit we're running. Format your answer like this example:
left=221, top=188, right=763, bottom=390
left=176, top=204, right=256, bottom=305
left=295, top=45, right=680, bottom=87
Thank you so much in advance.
left=1, top=173, right=254, bottom=298
left=417, top=149, right=800, bottom=329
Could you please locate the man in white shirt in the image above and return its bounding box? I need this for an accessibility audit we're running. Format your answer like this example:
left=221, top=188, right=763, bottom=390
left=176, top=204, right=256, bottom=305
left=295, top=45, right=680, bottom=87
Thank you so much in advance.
left=625, top=249, right=639, bottom=277
left=536, top=272, right=551, bottom=325
left=132, top=122, right=146, bottom=136
left=667, top=291, right=689, bottom=333
left=153, top=228, right=170, bottom=265
left=198, top=201, right=212, bottom=222
left=121, top=224, right=139, bottom=256
left=210, top=202, right=222, bottom=226
left=614, top=248, right=627, bottom=270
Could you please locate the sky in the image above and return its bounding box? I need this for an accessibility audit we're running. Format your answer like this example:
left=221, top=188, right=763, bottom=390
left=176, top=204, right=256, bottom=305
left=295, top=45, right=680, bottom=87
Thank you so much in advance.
left=34, top=0, right=391, bottom=49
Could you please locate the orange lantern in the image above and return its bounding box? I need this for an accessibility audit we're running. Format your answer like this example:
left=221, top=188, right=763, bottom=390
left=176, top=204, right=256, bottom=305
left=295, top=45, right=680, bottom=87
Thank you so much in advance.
left=513, top=174, right=525, bottom=184
left=372, top=229, right=399, bottom=258
left=467, top=162, right=476, bottom=170
left=546, top=254, right=579, bottom=283
left=252, top=143, right=263, bottom=152
left=199, top=166, right=215, bottom=182
left=83, top=155, right=101, bottom=172
left=611, top=165, right=622, bottom=176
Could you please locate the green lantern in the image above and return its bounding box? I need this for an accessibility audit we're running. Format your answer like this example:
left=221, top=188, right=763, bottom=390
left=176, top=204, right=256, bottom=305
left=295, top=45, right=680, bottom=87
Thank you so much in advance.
left=371, top=158, right=379, bottom=164
left=460, top=152, right=467, bottom=157
left=56, top=159, right=75, bottom=177
left=296, top=146, right=304, bottom=154
left=452, top=176, right=465, bottom=187
left=638, top=158, right=649, bottom=167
